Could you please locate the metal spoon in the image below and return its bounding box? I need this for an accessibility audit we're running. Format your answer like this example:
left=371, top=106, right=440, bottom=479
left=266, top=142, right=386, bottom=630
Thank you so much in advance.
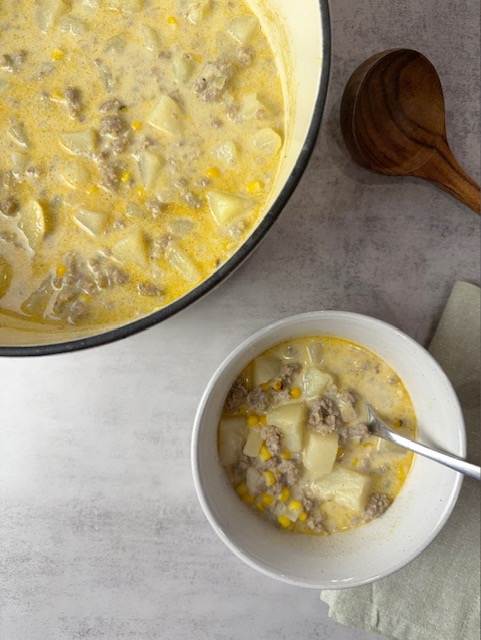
left=366, top=405, right=480, bottom=481
left=340, top=48, right=481, bottom=214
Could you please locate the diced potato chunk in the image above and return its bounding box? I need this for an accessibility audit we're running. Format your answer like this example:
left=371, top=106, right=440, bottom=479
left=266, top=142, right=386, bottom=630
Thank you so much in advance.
left=167, top=217, right=194, bottom=237
left=112, top=228, right=149, bottom=269
left=10, top=151, right=29, bottom=174
left=142, top=24, right=161, bottom=51
left=137, top=151, right=164, bottom=188
left=60, top=159, right=91, bottom=189
left=166, top=244, right=201, bottom=283
left=226, top=15, right=258, bottom=44
left=148, top=95, right=183, bottom=136
left=104, top=34, right=126, bottom=54
left=0, top=257, right=13, bottom=299
left=246, top=466, right=263, bottom=495
left=172, top=52, right=196, bottom=83
left=243, top=427, right=263, bottom=457
left=303, top=431, right=339, bottom=479
left=21, top=276, right=53, bottom=317
left=105, top=0, right=142, bottom=13
left=237, top=92, right=265, bottom=121
left=207, top=190, right=253, bottom=225
left=212, top=140, right=237, bottom=165
left=8, top=121, right=29, bottom=149
left=183, top=0, right=209, bottom=24
left=252, top=354, right=281, bottom=386
left=302, top=367, right=333, bottom=399
left=338, top=397, right=357, bottom=422
left=59, top=16, right=88, bottom=35
left=59, top=130, right=97, bottom=156
left=266, top=403, right=307, bottom=452
left=373, top=436, right=407, bottom=459
left=35, top=0, right=68, bottom=32
left=0, top=78, right=10, bottom=97
left=252, top=128, right=282, bottom=155
left=74, top=208, right=109, bottom=236
left=307, top=342, right=324, bottom=363
left=307, top=464, right=373, bottom=512
left=18, top=200, right=46, bottom=251
left=218, top=416, right=247, bottom=466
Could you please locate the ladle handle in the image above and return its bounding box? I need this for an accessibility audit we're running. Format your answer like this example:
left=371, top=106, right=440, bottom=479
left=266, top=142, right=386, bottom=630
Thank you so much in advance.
left=415, top=137, right=481, bottom=214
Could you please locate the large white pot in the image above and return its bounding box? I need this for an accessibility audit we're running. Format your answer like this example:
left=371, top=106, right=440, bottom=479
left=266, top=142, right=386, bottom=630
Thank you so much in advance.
left=0, top=0, right=331, bottom=356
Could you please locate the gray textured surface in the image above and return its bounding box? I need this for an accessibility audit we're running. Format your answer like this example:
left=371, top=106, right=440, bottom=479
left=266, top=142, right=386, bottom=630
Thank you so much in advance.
left=0, top=1, right=479, bottom=639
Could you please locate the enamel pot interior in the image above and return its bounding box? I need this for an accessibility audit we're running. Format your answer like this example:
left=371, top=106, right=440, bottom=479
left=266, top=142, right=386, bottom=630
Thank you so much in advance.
left=0, top=0, right=331, bottom=356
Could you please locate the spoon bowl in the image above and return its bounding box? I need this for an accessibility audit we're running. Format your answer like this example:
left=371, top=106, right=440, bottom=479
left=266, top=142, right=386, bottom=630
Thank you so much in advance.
left=340, top=48, right=480, bottom=213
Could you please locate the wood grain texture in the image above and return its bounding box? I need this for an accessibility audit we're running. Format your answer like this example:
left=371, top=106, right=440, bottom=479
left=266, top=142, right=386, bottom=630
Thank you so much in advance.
left=341, top=49, right=481, bottom=213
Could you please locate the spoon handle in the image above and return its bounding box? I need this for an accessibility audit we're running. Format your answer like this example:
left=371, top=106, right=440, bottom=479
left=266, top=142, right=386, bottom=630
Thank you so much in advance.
left=366, top=405, right=481, bottom=480
left=414, top=137, right=481, bottom=214
left=385, top=429, right=480, bottom=480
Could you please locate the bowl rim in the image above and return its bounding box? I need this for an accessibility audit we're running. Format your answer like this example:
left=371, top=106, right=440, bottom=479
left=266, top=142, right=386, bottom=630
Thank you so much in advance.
left=191, top=309, right=466, bottom=589
left=0, top=0, right=332, bottom=357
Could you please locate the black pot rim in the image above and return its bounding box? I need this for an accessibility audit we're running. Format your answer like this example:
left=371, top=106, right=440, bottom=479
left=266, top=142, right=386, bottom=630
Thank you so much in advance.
left=0, top=0, right=332, bottom=357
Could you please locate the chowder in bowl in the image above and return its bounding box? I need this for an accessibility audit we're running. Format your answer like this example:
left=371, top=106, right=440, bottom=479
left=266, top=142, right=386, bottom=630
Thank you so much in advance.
left=191, top=311, right=465, bottom=588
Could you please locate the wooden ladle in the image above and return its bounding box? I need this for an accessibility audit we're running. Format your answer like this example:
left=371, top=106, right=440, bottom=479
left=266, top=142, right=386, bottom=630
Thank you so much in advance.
left=340, top=48, right=480, bottom=214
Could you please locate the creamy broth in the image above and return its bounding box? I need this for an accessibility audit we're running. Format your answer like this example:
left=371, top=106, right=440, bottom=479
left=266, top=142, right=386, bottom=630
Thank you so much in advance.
left=218, top=336, right=416, bottom=536
left=0, top=0, right=284, bottom=329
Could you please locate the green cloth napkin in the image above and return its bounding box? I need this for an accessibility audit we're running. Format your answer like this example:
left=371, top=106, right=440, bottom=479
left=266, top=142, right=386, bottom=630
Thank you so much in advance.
left=321, top=281, right=481, bottom=640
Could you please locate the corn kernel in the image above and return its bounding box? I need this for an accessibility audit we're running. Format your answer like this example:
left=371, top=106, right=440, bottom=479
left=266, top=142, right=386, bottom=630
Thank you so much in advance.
left=55, top=264, right=67, bottom=277
left=281, top=450, right=292, bottom=460
left=242, top=492, right=255, bottom=504
left=260, top=383, right=270, bottom=392
left=352, top=457, right=359, bottom=466
left=131, top=121, right=143, bottom=131
left=288, top=500, right=302, bottom=512
left=51, top=49, right=65, bottom=61
left=247, top=414, right=259, bottom=427
left=136, top=187, right=146, bottom=199
left=120, top=170, right=131, bottom=183
left=51, top=92, right=64, bottom=101
left=238, top=404, right=248, bottom=415
left=258, top=414, right=267, bottom=426
left=167, top=16, right=178, bottom=26
left=278, top=487, right=290, bottom=502
left=337, top=446, right=344, bottom=458
left=256, top=501, right=265, bottom=513
left=235, top=481, right=247, bottom=497
left=263, top=470, right=276, bottom=487
left=258, top=445, right=271, bottom=462
left=298, top=511, right=308, bottom=522
left=278, top=514, right=291, bottom=529
left=290, top=387, right=301, bottom=399
left=272, top=379, right=283, bottom=391
left=261, top=492, right=274, bottom=505
left=205, top=166, right=220, bottom=179
left=119, top=105, right=127, bottom=112
left=246, top=180, right=263, bottom=194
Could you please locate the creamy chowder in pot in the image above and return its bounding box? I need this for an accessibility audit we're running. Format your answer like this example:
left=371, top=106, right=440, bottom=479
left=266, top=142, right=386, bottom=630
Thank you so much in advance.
left=0, top=0, right=284, bottom=329
left=218, top=336, right=416, bottom=536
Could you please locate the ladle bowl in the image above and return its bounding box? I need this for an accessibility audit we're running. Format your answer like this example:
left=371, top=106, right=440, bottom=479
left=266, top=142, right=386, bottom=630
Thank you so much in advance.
left=340, top=48, right=480, bottom=214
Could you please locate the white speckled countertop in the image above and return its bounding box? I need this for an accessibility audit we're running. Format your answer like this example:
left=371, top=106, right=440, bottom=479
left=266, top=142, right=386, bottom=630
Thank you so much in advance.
left=1, top=1, right=479, bottom=639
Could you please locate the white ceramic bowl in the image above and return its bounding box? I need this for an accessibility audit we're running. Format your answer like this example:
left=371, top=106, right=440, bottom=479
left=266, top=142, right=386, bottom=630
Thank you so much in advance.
left=191, top=311, right=465, bottom=589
